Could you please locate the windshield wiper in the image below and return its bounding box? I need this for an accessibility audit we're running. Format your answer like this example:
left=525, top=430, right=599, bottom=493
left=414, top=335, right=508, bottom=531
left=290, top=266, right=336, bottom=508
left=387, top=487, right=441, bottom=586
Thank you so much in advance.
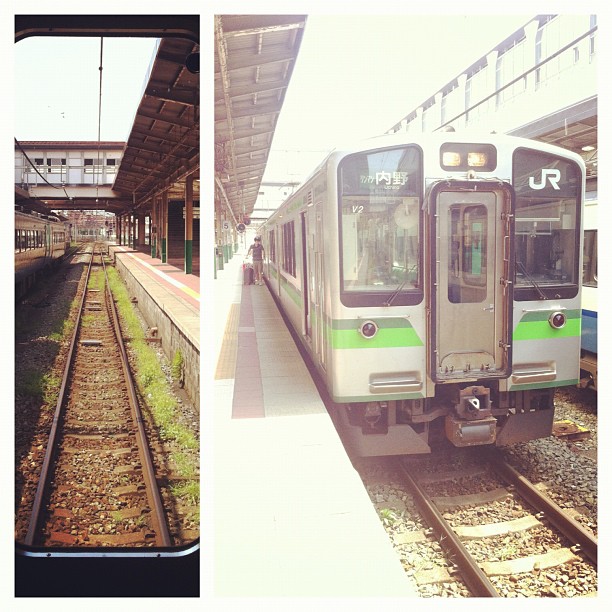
left=516, top=261, right=547, bottom=300
left=384, top=279, right=407, bottom=307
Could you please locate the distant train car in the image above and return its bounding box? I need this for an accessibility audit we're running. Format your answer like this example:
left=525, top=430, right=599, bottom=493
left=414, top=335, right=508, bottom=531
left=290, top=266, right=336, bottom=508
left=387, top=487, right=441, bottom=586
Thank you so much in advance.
left=580, top=190, right=597, bottom=389
left=260, top=132, right=585, bottom=456
left=15, top=209, right=67, bottom=299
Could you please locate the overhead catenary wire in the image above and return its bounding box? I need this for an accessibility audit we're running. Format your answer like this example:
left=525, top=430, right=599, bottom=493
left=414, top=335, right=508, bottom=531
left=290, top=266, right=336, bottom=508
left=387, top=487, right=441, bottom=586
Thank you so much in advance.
left=96, top=37, right=104, bottom=202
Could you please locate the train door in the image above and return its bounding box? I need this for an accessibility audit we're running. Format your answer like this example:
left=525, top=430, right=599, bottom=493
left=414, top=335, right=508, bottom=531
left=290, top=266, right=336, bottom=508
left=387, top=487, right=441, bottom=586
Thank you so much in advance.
left=313, top=207, right=326, bottom=369
left=45, top=223, right=52, bottom=258
left=275, top=225, right=282, bottom=296
left=430, top=182, right=514, bottom=382
left=300, top=211, right=311, bottom=339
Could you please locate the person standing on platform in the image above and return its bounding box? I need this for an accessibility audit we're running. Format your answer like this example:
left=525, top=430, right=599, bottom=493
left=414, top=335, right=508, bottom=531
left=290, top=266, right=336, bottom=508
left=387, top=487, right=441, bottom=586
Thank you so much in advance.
left=247, top=236, right=265, bottom=285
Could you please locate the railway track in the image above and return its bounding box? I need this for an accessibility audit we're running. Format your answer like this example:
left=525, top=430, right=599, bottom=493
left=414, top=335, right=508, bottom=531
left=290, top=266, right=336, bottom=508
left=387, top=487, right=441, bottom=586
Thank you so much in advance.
left=24, top=245, right=171, bottom=548
left=395, top=452, right=597, bottom=597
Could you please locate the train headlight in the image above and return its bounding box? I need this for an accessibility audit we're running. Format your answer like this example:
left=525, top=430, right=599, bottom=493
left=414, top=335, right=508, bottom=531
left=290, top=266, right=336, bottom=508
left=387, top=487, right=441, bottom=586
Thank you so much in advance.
left=549, top=311, right=566, bottom=329
left=442, top=151, right=462, bottom=167
left=440, top=144, right=497, bottom=171
left=359, top=320, right=378, bottom=339
left=467, top=152, right=488, bottom=167
left=442, top=151, right=488, bottom=168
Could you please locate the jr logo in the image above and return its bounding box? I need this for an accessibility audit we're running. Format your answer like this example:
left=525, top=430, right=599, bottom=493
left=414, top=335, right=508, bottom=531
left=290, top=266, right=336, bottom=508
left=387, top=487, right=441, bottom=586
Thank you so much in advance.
left=529, top=168, right=561, bottom=190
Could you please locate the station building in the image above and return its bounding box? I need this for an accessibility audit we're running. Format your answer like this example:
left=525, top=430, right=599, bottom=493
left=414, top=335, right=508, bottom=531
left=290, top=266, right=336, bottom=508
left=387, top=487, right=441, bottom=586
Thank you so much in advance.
left=387, top=15, right=597, bottom=179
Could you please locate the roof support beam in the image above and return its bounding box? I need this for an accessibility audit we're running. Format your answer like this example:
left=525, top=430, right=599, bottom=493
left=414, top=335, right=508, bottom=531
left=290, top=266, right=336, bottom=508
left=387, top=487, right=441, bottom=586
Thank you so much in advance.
left=145, top=83, right=197, bottom=106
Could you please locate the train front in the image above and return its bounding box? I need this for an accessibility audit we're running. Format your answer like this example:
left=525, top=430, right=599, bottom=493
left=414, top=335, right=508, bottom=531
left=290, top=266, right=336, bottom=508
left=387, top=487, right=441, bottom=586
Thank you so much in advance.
left=330, top=135, right=584, bottom=456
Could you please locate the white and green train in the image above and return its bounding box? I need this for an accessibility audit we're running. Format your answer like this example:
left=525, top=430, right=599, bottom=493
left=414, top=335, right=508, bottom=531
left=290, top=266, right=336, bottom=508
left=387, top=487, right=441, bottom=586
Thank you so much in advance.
left=260, top=132, right=585, bottom=456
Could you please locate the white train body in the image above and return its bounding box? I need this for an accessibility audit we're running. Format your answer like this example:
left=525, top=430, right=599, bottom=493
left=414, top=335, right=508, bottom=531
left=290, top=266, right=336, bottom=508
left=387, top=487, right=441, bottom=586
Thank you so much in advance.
left=15, top=210, right=68, bottom=299
left=579, top=189, right=597, bottom=388
left=261, top=133, right=585, bottom=455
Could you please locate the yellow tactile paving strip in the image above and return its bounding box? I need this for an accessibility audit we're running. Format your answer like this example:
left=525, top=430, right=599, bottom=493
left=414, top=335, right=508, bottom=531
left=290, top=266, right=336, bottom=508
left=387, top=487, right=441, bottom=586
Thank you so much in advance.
left=215, top=303, right=240, bottom=380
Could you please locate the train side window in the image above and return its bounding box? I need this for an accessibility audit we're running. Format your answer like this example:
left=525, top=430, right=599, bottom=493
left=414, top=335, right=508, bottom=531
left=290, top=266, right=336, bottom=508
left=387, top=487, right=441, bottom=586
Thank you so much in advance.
left=282, top=220, right=296, bottom=277
left=583, top=229, right=597, bottom=287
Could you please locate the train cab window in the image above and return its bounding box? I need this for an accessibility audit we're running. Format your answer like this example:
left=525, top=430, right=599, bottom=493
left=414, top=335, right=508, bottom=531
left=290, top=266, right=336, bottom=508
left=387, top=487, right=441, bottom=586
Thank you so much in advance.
left=512, top=149, right=582, bottom=300
left=338, top=145, right=423, bottom=307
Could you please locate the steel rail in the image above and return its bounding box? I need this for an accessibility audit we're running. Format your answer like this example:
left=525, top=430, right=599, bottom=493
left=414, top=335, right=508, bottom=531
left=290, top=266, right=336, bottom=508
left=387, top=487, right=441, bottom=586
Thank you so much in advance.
left=489, top=453, right=597, bottom=566
left=397, top=458, right=500, bottom=597
left=24, top=246, right=95, bottom=546
left=102, top=254, right=172, bottom=547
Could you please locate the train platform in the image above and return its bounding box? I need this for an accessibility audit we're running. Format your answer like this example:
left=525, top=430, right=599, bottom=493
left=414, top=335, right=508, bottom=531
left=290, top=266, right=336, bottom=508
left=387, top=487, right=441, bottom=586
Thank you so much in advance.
left=108, top=243, right=200, bottom=408
left=213, top=243, right=417, bottom=598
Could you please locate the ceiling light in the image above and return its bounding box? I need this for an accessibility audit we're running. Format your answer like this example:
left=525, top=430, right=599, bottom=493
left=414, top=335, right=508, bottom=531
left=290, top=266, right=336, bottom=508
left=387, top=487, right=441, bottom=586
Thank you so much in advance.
left=582, top=145, right=595, bottom=151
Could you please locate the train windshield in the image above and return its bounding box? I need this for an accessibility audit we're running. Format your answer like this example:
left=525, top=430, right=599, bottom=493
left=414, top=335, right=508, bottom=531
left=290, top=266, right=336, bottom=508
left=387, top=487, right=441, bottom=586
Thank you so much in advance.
left=512, top=149, right=582, bottom=300
left=338, top=145, right=422, bottom=307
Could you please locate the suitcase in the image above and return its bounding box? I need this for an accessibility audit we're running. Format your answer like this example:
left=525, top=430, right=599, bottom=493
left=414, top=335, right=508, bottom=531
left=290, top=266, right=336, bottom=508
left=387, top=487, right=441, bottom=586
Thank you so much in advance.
left=243, top=264, right=254, bottom=285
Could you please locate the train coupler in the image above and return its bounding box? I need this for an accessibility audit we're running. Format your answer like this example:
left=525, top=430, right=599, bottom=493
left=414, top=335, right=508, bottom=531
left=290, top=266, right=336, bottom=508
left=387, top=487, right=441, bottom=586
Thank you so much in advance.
left=445, top=413, right=497, bottom=447
left=347, top=402, right=389, bottom=434
left=455, top=385, right=492, bottom=420
left=445, top=386, right=496, bottom=447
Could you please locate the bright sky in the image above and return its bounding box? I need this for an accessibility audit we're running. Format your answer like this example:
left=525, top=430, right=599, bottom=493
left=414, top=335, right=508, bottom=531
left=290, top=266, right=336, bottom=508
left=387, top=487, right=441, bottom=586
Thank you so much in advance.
left=14, top=36, right=159, bottom=141
left=263, top=14, right=533, bottom=184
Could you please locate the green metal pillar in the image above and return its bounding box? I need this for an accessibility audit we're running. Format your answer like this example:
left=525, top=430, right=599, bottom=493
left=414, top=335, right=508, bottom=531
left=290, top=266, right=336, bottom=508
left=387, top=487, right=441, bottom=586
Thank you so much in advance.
left=185, top=174, right=194, bottom=275
left=161, top=191, right=168, bottom=263
left=217, top=246, right=224, bottom=271
left=185, top=240, right=193, bottom=274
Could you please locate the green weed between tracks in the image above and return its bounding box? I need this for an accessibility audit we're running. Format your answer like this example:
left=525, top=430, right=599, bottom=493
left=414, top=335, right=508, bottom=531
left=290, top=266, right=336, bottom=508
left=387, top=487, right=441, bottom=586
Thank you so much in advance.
left=106, top=266, right=199, bottom=504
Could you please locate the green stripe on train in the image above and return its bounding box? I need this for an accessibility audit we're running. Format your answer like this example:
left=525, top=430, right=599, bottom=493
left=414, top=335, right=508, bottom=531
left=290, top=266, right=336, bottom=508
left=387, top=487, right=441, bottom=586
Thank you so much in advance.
left=517, top=309, right=581, bottom=322
left=509, top=379, right=579, bottom=391
left=280, top=276, right=302, bottom=307
left=332, top=318, right=412, bottom=330
left=331, top=326, right=423, bottom=349
left=513, top=318, right=581, bottom=341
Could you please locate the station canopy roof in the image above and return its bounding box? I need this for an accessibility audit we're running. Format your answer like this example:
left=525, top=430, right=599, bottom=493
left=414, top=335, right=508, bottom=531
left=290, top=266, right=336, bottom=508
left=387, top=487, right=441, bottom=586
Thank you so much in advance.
left=14, top=16, right=199, bottom=215
left=115, top=36, right=200, bottom=211
left=214, top=15, right=307, bottom=222
left=508, top=96, right=597, bottom=178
